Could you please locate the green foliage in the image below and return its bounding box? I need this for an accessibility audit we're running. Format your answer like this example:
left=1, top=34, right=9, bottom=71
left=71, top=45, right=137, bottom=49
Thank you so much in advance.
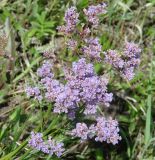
left=0, top=0, right=155, bottom=159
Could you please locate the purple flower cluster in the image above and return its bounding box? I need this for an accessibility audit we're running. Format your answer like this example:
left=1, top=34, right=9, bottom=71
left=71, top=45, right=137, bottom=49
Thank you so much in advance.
left=71, top=117, right=121, bottom=145
left=66, top=39, right=77, bottom=50
left=124, top=42, right=141, bottom=58
left=122, top=42, right=141, bottom=80
left=104, top=50, right=124, bottom=69
left=59, top=58, right=112, bottom=115
left=57, top=7, right=79, bottom=34
left=71, top=123, right=89, bottom=140
left=83, top=3, right=107, bottom=27
left=28, top=132, right=65, bottom=157
left=37, top=61, right=53, bottom=78
left=91, top=117, right=122, bottom=144
left=25, top=2, right=135, bottom=151
left=26, top=86, right=42, bottom=101
left=83, top=38, right=102, bottom=59
left=36, top=58, right=112, bottom=117
left=104, top=42, right=141, bottom=80
left=57, top=5, right=107, bottom=60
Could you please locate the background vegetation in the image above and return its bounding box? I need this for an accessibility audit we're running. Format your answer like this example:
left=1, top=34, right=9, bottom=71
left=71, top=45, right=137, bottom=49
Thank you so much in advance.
left=0, top=0, right=155, bottom=159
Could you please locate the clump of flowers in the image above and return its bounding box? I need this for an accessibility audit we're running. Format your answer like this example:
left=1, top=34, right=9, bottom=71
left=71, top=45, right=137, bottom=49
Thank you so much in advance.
left=66, top=39, right=77, bottom=51
left=31, top=58, right=112, bottom=116
left=82, top=38, right=102, bottom=59
left=57, top=7, right=79, bottom=34
left=104, top=42, right=141, bottom=81
left=104, top=50, right=124, bottom=69
left=25, top=86, right=42, bottom=101
left=71, top=117, right=121, bottom=145
left=26, top=1, right=142, bottom=158
left=28, top=132, right=65, bottom=157
left=37, top=61, right=53, bottom=78
left=90, top=117, right=122, bottom=145
left=71, top=123, right=89, bottom=140
left=122, top=42, right=141, bottom=80
left=83, top=3, right=107, bottom=27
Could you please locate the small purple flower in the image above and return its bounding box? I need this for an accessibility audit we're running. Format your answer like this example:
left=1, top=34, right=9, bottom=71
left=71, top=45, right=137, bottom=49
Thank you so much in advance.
left=65, top=7, right=79, bottom=26
left=41, top=142, right=50, bottom=154
left=84, top=3, right=107, bottom=27
left=84, top=104, right=97, bottom=115
left=83, top=38, right=102, bottom=59
left=122, top=42, right=141, bottom=80
left=71, top=123, right=89, bottom=140
left=29, top=132, right=65, bottom=157
left=37, top=61, right=53, bottom=78
left=72, top=58, right=95, bottom=78
left=48, top=137, right=65, bottom=157
left=57, top=7, right=79, bottom=34
left=104, top=50, right=124, bottom=69
left=121, top=67, right=135, bottom=81
left=66, top=39, right=77, bottom=50
left=28, top=132, right=44, bottom=151
left=71, top=117, right=121, bottom=145
left=93, top=117, right=121, bottom=145
left=25, top=86, right=42, bottom=101
left=104, top=42, right=141, bottom=81
left=124, top=42, right=141, bottom=58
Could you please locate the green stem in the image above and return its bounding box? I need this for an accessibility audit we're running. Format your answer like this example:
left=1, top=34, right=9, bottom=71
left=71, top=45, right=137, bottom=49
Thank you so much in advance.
left=0, top=141, right=28, bottom=160
left=144, top=59, right=152, bottom=145
left=13, top=56, right=41, bottom=83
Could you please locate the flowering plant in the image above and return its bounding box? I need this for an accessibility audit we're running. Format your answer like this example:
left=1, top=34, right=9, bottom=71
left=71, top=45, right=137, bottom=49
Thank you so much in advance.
left=26, top=2, right=141, bottom=158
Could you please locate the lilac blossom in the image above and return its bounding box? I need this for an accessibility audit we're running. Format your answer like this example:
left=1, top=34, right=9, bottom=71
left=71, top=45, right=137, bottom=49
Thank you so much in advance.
left=84, top=3, right=107, bottom=27
left=66, top=39, right=77, bottom=50
left=37, top=61, right=53, bottom=78
left=25, top=86, right=42, bottom=101
left=28, top=132, right=65, bottom=157
left=124, top=42, right=141, bottom=58
left=28, top=132, right=44, bottom=151
left=57, top=7, right=79, bottom=34
left=36, top=58, right=112, bottom=115
left=104, top=42, right=141, bottom=81
left=121, top=67, right=135, bottom=81
left=83, top=38, right=102, bottom=59
left=70, top=123, right=89, bottom=140
left=71, top=117, right=121, bottom=145
left=104, top=50, right=124, bottom=69
left=92, top=117, right=122, bottom=145
left=48, top=137, right=65, bottom=157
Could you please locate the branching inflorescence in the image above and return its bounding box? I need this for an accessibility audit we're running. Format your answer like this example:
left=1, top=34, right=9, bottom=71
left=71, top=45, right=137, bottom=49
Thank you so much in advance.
left=71, top=117, right=121, bottom=145
left=26, top=2, right=141, bottom=157
left=104, top=42, right=141, bottom=81
left=28, top=132, right=64, bottom=157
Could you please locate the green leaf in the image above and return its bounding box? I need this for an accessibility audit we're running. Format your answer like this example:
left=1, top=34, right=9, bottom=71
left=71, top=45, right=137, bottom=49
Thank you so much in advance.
left=9, top=107, right=21, bottom=122
left=95, top=148, right=104, bottom=160
left=77, top=0, right=88, bottom=9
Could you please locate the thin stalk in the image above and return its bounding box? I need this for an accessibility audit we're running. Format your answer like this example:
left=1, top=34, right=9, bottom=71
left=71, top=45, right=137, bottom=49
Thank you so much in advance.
left=144, top=59, right=152, bottom=145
